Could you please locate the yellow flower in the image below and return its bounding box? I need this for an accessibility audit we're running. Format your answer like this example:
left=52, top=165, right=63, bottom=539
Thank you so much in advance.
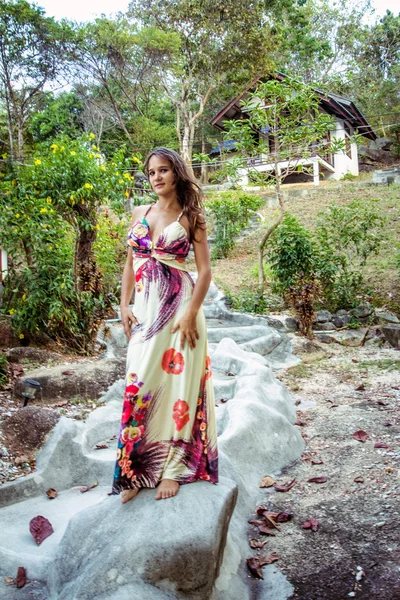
left=125, top=191, right=130, bottom=198
left=46, top=197, right=52, bottom=203
left=13, top=228, right=18, bottom=232
left=89, top=133, right=95, bottom=139
left=19, top=334, right=24, bottom=339
left=100, top=165, right=106, bottom=171
left=123, top=172, right=131, bottom=180
left=34, top=158, right=41, bottom=165
left=91, top=145, right=98, bottom=150
left=22, top=294, right=27, bottom=301
left=95, top=153, right=101, bottom=159
left=40, top=207, right=47, bottom=213
left=49, top=208, right=54, bottom=213
left=89, top=153, right=94, bottom=159
left=60, top=146, right=65, bottom=151
left=11, top=180, right=16, bottom=186
left=70, top=151, right=76, bottom=156
left=84, top=183, right=93, bottom=190
left=95, top=224, right=100, bottom=230
left=132, top=156, right=141, bottom=163
left=55, top=244, right=59, bottom=248
left=9, top=309, right=16, bottom=315
left=15, top=213, right=20, bottom=218
left=48, top=245, right=53, bottom=250
left=50, top=143, right=58, bottom=150
left=2, top=152, right=7, bottom=159
left=120, top=220, right=125, bottom=226
left=118, top=179, right=124, bottom=184
left=70, top=194, right=74, bottom=201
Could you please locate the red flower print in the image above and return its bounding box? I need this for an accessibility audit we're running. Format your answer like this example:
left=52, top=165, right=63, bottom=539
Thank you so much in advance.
left=173, top=399, right=190, bottom=431
left=205, top=356, right=212, bottom=380
left=162, top=348, right=185, bottom=375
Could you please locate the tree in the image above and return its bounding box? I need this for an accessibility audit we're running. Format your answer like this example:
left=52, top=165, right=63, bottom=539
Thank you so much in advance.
left=0, top=0, right=72, bottom=160
left=223, top=77, right=335, bottom=287
left=29, top=91, right=84, bottom=143
left=128, top=0, right=282, bottom=166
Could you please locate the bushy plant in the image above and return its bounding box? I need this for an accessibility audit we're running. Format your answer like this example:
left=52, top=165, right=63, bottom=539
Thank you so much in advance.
left=205, top=191, right=263, bottom=258
left=0, top=352, right=9, bottom=388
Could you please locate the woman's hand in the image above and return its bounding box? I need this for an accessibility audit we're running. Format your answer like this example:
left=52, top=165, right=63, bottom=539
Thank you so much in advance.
left=120, top=306, right=138, bottom=341
left=171, top=311, right=199, bottom=350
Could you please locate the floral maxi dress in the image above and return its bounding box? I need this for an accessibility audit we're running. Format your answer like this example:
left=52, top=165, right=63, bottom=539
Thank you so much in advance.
left=111, top=205, right=218, bottom=494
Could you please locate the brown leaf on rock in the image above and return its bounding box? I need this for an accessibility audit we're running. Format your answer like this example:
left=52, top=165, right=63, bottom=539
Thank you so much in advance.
left=61, top=370, right=75, bottom=375
left=258, top=525, right=276, bottom=536
left=260, top=476, right=275, bottom=488
left=354, top=476, right=364, bottom=483
left=374, top=442, right=389, bottom=448
left=255, top=504, right=269, bottom=515
left=382, top=422, right=392, bottom=427
left=226, top=371, right=236, bottom=377
left=55, top=400, right=68, bottom=407
left=303, top=517, right=319, bottom=531
left=249, top=539, right=267, bottom=549
left=46, top=488, right=58, bottom=499
left=353, top=430, right=369, bottom=442
left=80, top=481, right=98, bottom=493
left=248, top=519, right=266, bottom=527
left=247, top=557, right=264, bottom=579
left=276, top=511, right=293, bottom=523
left=355, top=383, right=365, bottom=391
left=273, top=479, right=296, bottom=492
left=262, top=511, right=281, bottom=530
left=308, top=476, right=328, bottom=484
left=377, top=400, right=387, bottom=406
left=29, top=515, right=54, bottom=545
left=220, top=398, right=228, bottom=403
left=259, top=552, right=280, bottom=566
left=295, top=420, right=306, bottom=426
left=95, top=443, right=108, bottom=450
left=16, top=567, right=26, bottom=589
left=311, top=458, right=324, bottom=465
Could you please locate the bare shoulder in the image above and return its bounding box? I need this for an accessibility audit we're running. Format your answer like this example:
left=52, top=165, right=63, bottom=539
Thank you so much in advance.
left=130, top=204, right=151, bottom=225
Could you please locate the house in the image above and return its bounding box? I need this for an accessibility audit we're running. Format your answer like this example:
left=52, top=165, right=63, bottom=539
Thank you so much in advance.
left=210, top=74, right=376, bottom=186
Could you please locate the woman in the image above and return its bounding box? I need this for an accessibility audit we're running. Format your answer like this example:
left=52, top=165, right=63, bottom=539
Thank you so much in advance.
left=112, top=148, right=218, bottom=503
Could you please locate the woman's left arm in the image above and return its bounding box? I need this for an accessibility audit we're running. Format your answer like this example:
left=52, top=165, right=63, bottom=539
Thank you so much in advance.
left=171, top=219, right=211, bottom=350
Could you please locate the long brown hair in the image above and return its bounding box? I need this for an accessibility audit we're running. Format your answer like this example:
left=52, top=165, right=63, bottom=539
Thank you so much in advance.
left=143, top=147, right=205, bottom=243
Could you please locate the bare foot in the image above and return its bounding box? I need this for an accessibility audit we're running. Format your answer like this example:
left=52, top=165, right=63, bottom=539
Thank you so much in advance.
left=155, top=479, right=179, bottom=500
left=120, top=487, right=139, bottom=504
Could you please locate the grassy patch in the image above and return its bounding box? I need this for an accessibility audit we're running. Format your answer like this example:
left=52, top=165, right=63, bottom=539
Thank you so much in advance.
left=356, top=358, right=400, bottom=372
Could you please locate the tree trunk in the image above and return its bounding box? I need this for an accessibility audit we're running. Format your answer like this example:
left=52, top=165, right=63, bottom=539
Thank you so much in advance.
left=200, top=135, right=208, bottom=184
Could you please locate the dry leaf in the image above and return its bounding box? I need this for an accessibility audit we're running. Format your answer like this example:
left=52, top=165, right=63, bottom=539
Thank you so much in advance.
left=61, top=370, right=75, bottom=375
left=46, top=488, right=58, bottom=499
left=55, top=400, right=68, bottom=407
left=295, top=420, right=306, bottom=426
left=226, top=371, right=236, bottom=377
left=16, top=567, right=26, bottom=589
left=355, top=383, right=365, bottom=391
left=80, top=481, right=98, bottom=493
left=260, top=476, right=275, bottom=488
left=255, top=504, right=269, bottom=515
left=374, top=442, right=389, bottom=449
left=248, top=519, right=265, bottom=527
left=246, top=557, right=264, bottom=579
left=273, top=479, right=296, bottom=492
left=276, top=511, right=293, bottom=523
left=220, top=398, right=228, bottom=403
left=354, top=476, right=364, bottom=483
left=353, top=430, right=368, bottom=442
left=308, top=476, right=328, bottom=484
left=95, top=443, right=108, bottom=450
left=249, top=539, right=267, bottom=549
left=29, top=515, right=54, bottom=545
left=377, top=400, right=387, bottom=406
left=259, top=552, right=280, bottom=566
left=382, top=422, right=392, bottom=427
left=258, top=525, right=276, bottom=536
left=311, top=458, right=324, bottom=465
left=303, top=517, right=319, bottom=531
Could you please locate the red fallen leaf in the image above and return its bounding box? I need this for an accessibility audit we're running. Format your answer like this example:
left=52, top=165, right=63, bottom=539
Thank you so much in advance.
left=311, top=458, right=324, bottom=465
left=353, top=430, right=368, bottom=442
left=355, top=383, right=365, bottom=391
left=382, top=423, right=392, bottom=427
left=351, top=359, right=359, bottom=363
left=276, top=511, right=293, bottom=523
left=374, top=442, right=389, bottom=449
left=61, top=369, right=75, bottom=375
left=95, top=443, right=108, bottom=449
left=259, top=552, right=280, bottom=566
left=247, top=557, right=264, bottom=579
left=29, top=515, right=54, bottom=545
left=220, top=398, right=228, bottom=403
left=248, top=519, right=265, bottom=527
left=255, top=504, right=269, bottom=515
left=80, top=481, right=98, bottom=493
left=16, top=567, right=26, bottom=588
left=329, top=404, right=339, bottom=408
left=246, top=553, right=280, bottom=579
left=46, top=488, right=58, bottom=499
left=377, top=400, right=387, bottom=406
left=273, top=479, right=296, bottom=492
left=55, top=400, right=68, bottom=407
left=226, top=371, right=236, bottom=377
left=303, top=517, right=319, bottom=531
left=258, top=525, right=276, bottom=536
left=261, top=511, right=281, bottom=530
left=391, top=385, right=400, bottom=390
left=354, top=476, right=364, bottom=483
left=249, top=539, right=267, bottom=549
left=295, top=420, right=306, bottom=426
left=308, top=476, right=328, bottom=484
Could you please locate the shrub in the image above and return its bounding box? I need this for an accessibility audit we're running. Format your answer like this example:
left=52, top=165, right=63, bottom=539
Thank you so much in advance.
left=206, top=191, right=263, bottom=258
left=0, top=352, right=9, bottom=388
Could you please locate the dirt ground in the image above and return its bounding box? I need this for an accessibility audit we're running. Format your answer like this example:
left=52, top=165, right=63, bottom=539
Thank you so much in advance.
left=248, top=337, right=400, bottom=600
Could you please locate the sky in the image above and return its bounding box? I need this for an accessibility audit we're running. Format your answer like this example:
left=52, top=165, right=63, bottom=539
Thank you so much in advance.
left=35, top=0, right=399, bottom=23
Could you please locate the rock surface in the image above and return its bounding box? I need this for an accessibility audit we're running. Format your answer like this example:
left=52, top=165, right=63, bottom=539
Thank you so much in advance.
left=382, top=325, right=400, bottom=348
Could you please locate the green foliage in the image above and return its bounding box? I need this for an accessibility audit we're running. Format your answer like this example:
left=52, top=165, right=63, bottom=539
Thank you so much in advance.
left=0, top=135, right=137, bottom=352
left=225, top=288, right=270, bottom=314
left=205, top=191, right=263, bottom=258
left=29, top=92, right=84, bottom=143
left=93, top=213, right=127, bottom=295
left=0, top=352, right=9, bottom=388
left=315, top=200, right=385, bottom=309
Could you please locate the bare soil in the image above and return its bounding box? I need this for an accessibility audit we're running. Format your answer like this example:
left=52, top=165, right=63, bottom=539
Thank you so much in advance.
left=247, top=338, right=400, bottom=600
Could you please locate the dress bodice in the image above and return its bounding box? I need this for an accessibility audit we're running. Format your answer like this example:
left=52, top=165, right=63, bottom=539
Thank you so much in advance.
left=127, top=206, right=190, bottom=269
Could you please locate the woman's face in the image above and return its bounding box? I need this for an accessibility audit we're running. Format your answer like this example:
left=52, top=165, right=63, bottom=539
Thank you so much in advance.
left=147, top=155, right=176, bottom=197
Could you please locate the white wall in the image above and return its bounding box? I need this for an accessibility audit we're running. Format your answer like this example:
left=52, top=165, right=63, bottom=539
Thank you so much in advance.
left=330, top=119, right=359, bottom=179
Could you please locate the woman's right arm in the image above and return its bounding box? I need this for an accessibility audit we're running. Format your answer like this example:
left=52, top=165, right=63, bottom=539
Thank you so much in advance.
left=120, top=206, right=146, bottom=340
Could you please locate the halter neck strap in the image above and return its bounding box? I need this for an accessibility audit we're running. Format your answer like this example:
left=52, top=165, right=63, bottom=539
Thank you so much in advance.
left=144, top=204, right=154, bottom=217
left=177, top=210, right=184, bottom=222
